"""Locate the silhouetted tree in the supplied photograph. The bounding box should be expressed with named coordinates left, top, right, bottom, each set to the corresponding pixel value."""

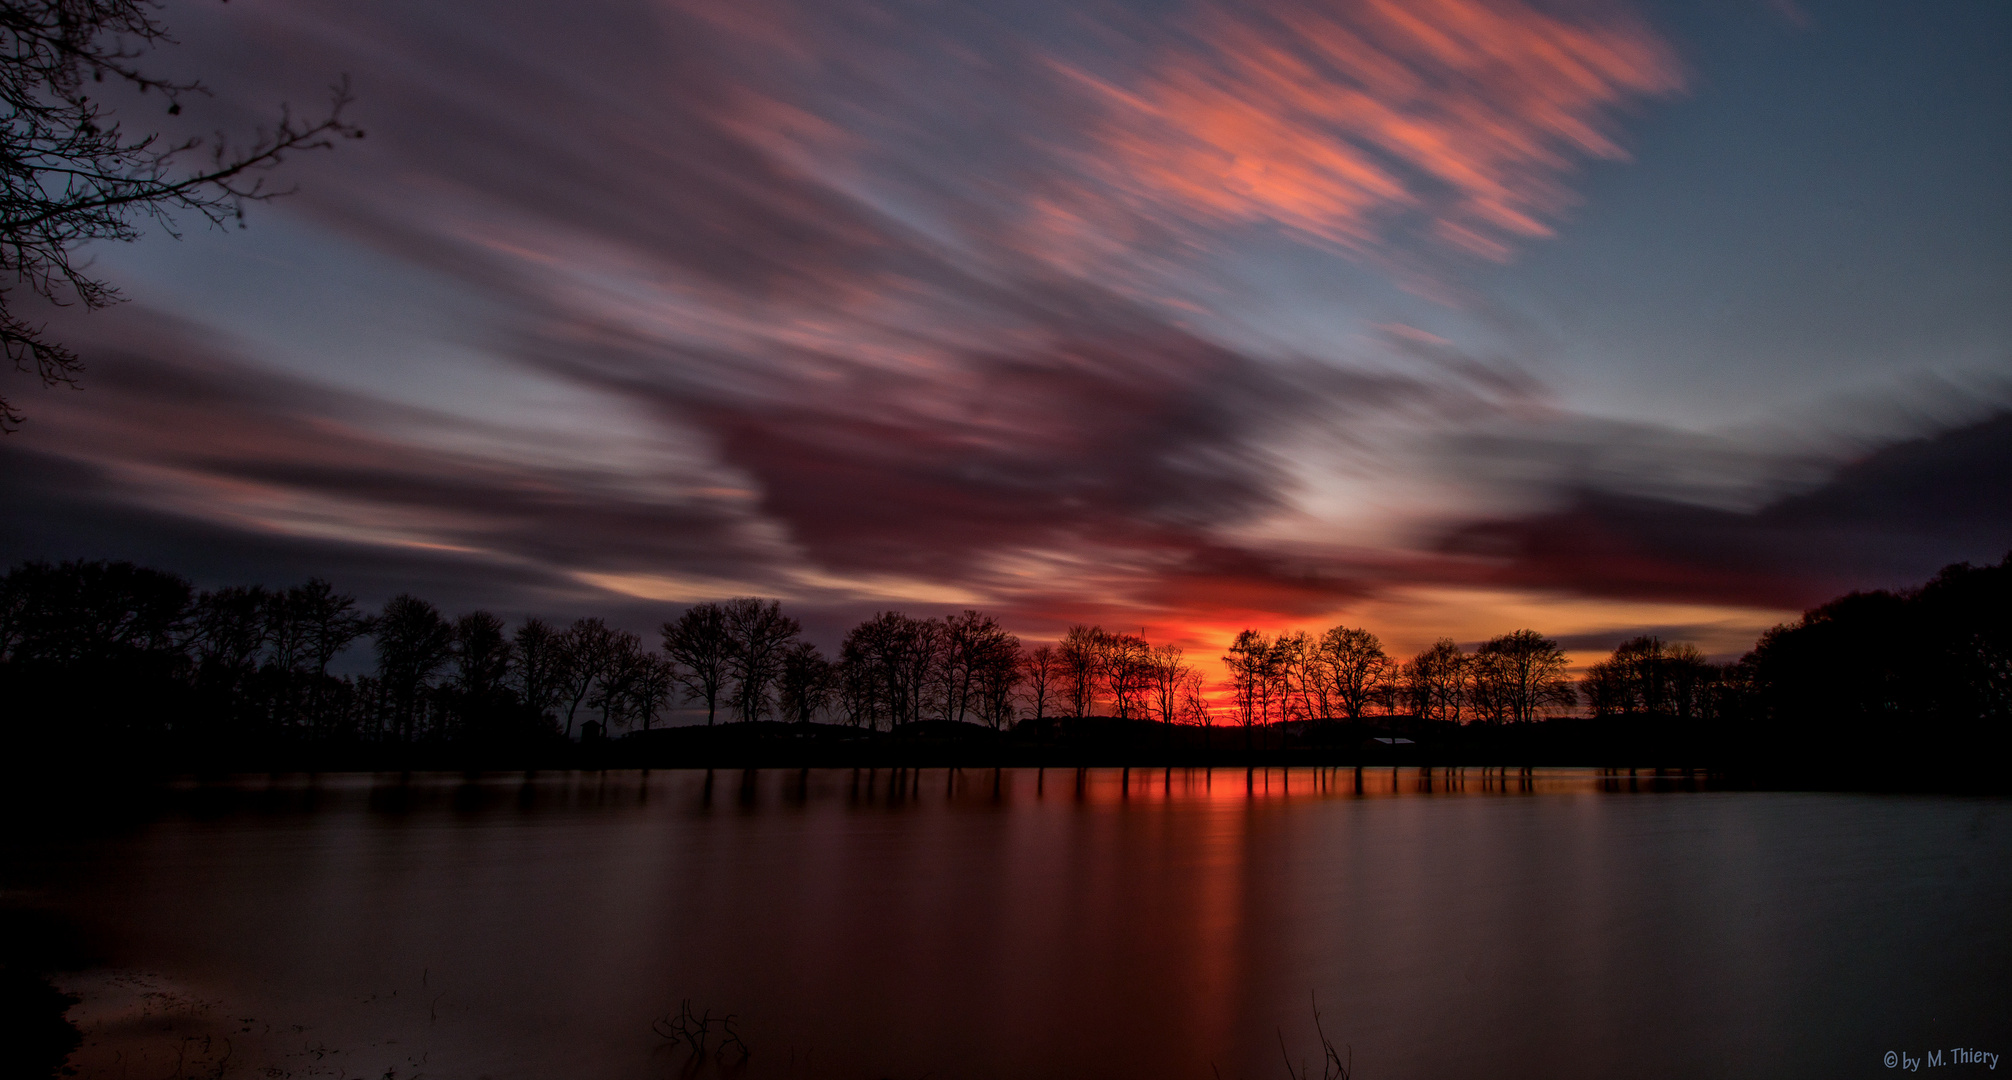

left=836, top=643, right=883, bottom=729
left=1224, top=629, right=1272, bottom=749
left=190, top=585, right=270, bottom=733
left=1019, top=643, right=1059, bottom=723
left=293, top=579, right=367, bottom=731
left=448, top=611, right=514, bottom=739
left=1913, top=556, right=2012, bottom=724
left=0, top=559, right=188, bottom=664
left=661, top=602, right=732, bottom=726
left=8, top=551, right=2000, bottom=782
left=939, top=610, right=1018, bottom=726
left=510, top=616, right=566, bottom=727
left=1147, top=642, right=1190, bottom=725
left=0, top=559, right=190, bottom=742
left=0, top=0, right=362, bottom=429
left=1058, top=624, right=1101, bottom=718
left=626, top=652, right=675, bottom=732
left=1270, top=630, right=1313, bottom=723
left=1404, top=639, right=1469, bottom=725
left=1665, top=643, right=1720, bottom=720
left=1180, top=669, right=1214, bottom=727
left=373, top=595, right=453, bottom=743
left=585, top=628, right=646, bottom=735
left=264, top=586, right=313, bottom=680
left=1315, top=626, right=1390, bottom=722
left=1471, top=629, right=1575, bottom=724
left=969, top=624, right=1023, bottom=730
left=556, top=617, right=622, bottom=739
left=1585, top=636, right=1671, bottom=718
left=842, top=611, right=937, bottom=730
left=723, top=597, right=799, bottom=723
left=1737, top=555, right=2012, bottom=776
left=1102, top=631, right=1153, bottom=720
left=452, top=612, right=512, bottom=699
left=777, top=640, right=835, bottom=725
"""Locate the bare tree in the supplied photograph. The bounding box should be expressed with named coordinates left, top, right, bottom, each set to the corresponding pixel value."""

left=929, top=610, right=1020, bottom=727
left=1663, top=642, right=1713, bottom=721
left=722, top=597, right=799, bottom=723
left=1102, top=631, right=1152, bottom=720
left=625, top=653, right=675, bottom=733
left=1179, top=669, right=1213, bottom=727
left=1472, top=629, right=1575, bottom=724
left=451, top=612, right=512, bottom=700
left=938, top=610, right=993, bottom=725
left=444, top=611, right=513, bottom=740
left=1057, top=624, right=1101, bottom=718
left=289, top=578, right=366, bottom=732
left=1403, top=638, right=1470, bottom=725
left=510, top=616, right=565, bottom=727
left=1586, top=636, right=1662, bottom=717
left=1019, top=643, right=1059, bottom=723
left=836, top=644, right=883, bottom=730
left=1148, top=641, right=1190, bottom=725
left=1315, top=626, right=1390, bottom=723
left=841, top=611, right=938, bottom=730
left=1270, top=629, right=1313, bottom=722
left=263, top=586, right=313, bottom=680
left=556, top=617, right=622, bottom=739
left=661, top=602, right=731, bottom=725
left=1584, top=636, right=1709, bottom=719
left=1223, top=628, right=1272, bottom=749
left=0, top=0, right=363, bottom=429
left=190, top=584, right=268, bottom=687
left=0, top=558, right=189, bottom=666
left=968, top=622, right=1022, bottom=730
left=373, top=594, right=453, bottom=743
left=585, top=628, right=645, bottom=736
left=777, top=639, right=834, bottom=725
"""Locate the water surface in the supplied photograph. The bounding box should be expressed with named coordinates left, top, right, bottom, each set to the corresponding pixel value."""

left=8, top=767, right=2008, bottom=1079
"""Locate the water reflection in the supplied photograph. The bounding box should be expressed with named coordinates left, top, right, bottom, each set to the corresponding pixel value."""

left=10, top=769, right=2007, bottom=1080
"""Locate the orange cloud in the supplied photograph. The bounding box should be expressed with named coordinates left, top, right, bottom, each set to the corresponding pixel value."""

left=1066, top=0, right=1681, bottom=260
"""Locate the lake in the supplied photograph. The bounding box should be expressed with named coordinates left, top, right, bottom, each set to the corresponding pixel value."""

left=7, top=767, right=2008, bottom=1079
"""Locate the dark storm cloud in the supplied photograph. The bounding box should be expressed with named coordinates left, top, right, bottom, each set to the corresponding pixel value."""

left=1439, top=411, right=2012, bottom=609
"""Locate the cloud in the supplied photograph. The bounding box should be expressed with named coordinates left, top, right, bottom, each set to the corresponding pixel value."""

left=1056, top=0, right=1682, bottom=262
left=1437, top=411, right=2012, bottom=609
left=3, top=307, right=794, bottom=598
left=26, top=0, right=1984, bottom=660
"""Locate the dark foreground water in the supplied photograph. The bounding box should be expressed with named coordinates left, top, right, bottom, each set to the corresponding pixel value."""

left=5, top=767, right=2008, bottom=1080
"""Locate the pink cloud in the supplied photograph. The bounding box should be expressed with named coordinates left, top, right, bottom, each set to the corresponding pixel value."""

left=1056, top=0, right=1682, bottom=261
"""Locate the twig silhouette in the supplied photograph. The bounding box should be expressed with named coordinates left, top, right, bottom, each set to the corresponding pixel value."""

left=1278, top=992, right=1350, bottom=1080
left=653, top=999, right=751, bottom=1067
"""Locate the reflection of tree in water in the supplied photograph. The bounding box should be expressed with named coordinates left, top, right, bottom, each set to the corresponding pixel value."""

left=653, top=999, right=751, bottom=1076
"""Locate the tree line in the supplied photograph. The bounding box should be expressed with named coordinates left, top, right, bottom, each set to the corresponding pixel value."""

left=4, top=555, right=2006, bottom=776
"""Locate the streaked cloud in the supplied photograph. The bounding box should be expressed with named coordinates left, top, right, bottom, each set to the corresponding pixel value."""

left=2, top=0, right=2001, bottom=673
left=1062, top=0, right=1682, bottom=261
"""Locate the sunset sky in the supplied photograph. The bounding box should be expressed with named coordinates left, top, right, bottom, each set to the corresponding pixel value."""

left=2, top=0, right=2007, bottom=670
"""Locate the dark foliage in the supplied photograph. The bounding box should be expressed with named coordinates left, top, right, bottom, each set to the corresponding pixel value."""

left=1739, top=553, right=2011, bottom=781
left=2, top=555, right=2006, bottom=786
left=0, top=908, right=86, bottom=1080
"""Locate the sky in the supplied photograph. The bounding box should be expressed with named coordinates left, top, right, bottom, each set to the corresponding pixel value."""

left=2, top=0, right=2008, bottom=670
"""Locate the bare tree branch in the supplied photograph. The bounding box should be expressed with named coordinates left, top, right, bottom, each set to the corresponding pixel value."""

left=0, top=0, right=363, bottom=430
